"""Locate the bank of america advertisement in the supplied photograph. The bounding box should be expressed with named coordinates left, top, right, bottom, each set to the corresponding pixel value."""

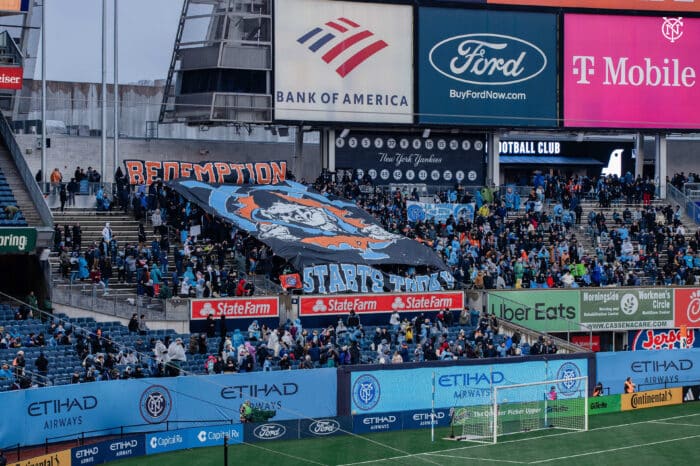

left=418, top=8, right=557, bottom=127
left=274, top=0, right=413, bottom=123
left=564, top=15, right=700, bottom=129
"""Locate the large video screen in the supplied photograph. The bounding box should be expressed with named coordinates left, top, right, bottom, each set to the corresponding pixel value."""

left=274, top=0, right=413, bottom=124
left=564, top=14, right=700, bottom=129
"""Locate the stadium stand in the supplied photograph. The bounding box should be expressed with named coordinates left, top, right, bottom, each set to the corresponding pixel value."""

left=0, top=167, right=27, bottom=226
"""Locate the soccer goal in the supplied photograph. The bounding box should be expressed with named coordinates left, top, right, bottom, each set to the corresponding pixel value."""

left=451, top=376, right=588, bottom=444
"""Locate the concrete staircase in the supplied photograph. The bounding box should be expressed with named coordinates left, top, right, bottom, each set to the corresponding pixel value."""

left=0, top=143, right=42, bottom=226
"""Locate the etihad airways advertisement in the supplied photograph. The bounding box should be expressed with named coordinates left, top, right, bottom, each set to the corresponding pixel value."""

left=564, top=14, right=700, bottom=129
left=274, top=0, right=413, bottom=123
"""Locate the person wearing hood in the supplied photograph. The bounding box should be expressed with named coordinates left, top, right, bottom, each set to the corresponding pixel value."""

left=232, top=328, right=245, bottom=348
left=248, top=320, right=260, bottom=340
left=150, top=262, right=162, bottom=296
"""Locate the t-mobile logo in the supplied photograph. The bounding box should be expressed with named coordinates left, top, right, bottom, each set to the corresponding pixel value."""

left=572, top=56, right=595, bottom=84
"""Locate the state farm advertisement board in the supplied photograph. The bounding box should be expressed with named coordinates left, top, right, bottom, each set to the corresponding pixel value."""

left=274, top=0, right=413, bottom=123
left=299, top=292, right=464, bottom=316
left=0, top=67, right=22, bottom=90
left=674, top=288, right=700, bottom=328
left=190, top=297, right=279, bottom=320
left=564, top=15, right=700, bottom=129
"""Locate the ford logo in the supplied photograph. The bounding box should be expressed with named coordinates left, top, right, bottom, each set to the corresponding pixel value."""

left=253, top=423, right=286, bottom=440
left=309, top=419, right=341, bottom=435
left=429, top=34, right=547, bottom=85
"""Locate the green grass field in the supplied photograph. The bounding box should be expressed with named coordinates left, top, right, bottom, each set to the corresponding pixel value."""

left=114, top=403, right=700, bottom=465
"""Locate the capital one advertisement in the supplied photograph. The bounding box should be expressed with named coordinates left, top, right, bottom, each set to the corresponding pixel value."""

left=418, top=8, right=557, bottom=127
left=564, top=15, right=700, bottom=129
left=274, top=0, right=413, bottom=123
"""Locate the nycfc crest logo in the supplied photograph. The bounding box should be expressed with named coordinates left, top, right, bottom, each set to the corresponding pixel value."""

left=353, top=375, right=381, bottom=411
left=140, top=385, right=172, bottom=423
left=556, top=362, right=582, bottom=396
left=662, top=17, right=683, bottom=43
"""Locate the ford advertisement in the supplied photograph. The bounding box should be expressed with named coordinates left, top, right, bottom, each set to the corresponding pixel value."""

left=564, top=14, right=700, bottom=129
left=418, top=8, right=557, bottom=127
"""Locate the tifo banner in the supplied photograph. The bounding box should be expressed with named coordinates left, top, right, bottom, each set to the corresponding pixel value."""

left=0, top=227, right=37, bottom=254
left=334, top=132, right=486, bottom=186
left=564, top=15, right=700, bottom=129
left=302, top=263, right=456, bottom=294
left=0, top=66, right=22, bottom=90
left=486, top=290, right=580, bottom=332
left=300, top=291, right=464, bottom=316
left=674, top=288, right=700, bottom=328
left=190, top=297, right=279, bottom=320
left=596, top=348, right=700, bottom=394
left=123, top=160, right=287, bottom=186
left=146, top=424, right=243, bottom=455
left=10, top=450, right=72, bottom=466
left=621, top=388, right=682, bottom=411
left=487, top=0, right=700, bottom=12
left=580, top=289, right=674, bottom=330
left=406, top=202, right=475, bottom=223
left=0, top=370, right=336, bottom=448
left=588, top=394, right=620, bottom=416
left=629, top=329, right=698, bottom=350
left=71, top=435, right=145, bottom=465
left=168, top=180, right=447, bottom=272
left=350, top=358, right=588, bottom=413
left=418, top=8, right=557, bottom=127
left=274, top=0, right=413, bottom=123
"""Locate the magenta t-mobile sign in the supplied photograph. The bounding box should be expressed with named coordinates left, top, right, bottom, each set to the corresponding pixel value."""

left=564, top=14, right=700, bottom=129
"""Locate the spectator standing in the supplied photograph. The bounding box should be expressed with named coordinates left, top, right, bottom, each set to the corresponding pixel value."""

left=138, top=314, right=149, bottom=335
left=35, top=352, right=49, bottom=379
left=59, top=183, right=68, bottom=212
left=128, top=313, right=139, bottom=333
left=50, top=168, right=62, bottom=194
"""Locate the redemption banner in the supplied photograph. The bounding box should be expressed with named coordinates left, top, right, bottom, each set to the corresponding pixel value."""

left=274, top=0, right=413, bottom=123
left=299, top=291, right=464, bottom=316
left=334, top=132, right=486, bottom=186
left=564, top=15, right=700, bottom=129
left=580, top=289, right=674, bottom=330
left=123, top=160, right=287, bottom=186
left=406, top=201, right=475, bottom=223
left=418, top=8, right=557, bottom=127
left=168, top=180, right=447, bottom=273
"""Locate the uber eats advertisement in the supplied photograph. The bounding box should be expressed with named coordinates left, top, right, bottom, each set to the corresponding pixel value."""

left=487, top=288, right=676, bottom=332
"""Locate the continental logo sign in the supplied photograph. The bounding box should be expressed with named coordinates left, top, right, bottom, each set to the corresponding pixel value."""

left=11, top=449, right=71, bottom=466
left=621, top=388, right=682, bottom=411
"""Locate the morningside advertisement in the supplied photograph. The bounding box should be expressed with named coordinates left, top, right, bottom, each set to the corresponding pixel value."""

left=564, top=14, right=700, bottom=129
left=418, top=8, right=557, bottom=127
left=274, top=0, right=413, bottom=123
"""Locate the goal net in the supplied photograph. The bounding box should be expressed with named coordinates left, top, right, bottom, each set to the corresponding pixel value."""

left=451, top=376, right=588, bottom=444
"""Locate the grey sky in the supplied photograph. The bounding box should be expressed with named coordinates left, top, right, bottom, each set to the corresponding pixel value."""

left=41, top=0, right=182, bottom=83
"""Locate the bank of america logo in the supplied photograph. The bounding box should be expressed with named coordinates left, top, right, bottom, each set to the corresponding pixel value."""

left=297, top=17, right=388, bottom=77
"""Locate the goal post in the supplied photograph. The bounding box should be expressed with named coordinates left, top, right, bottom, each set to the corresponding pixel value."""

left=451, top=376, right=588, bottom=444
